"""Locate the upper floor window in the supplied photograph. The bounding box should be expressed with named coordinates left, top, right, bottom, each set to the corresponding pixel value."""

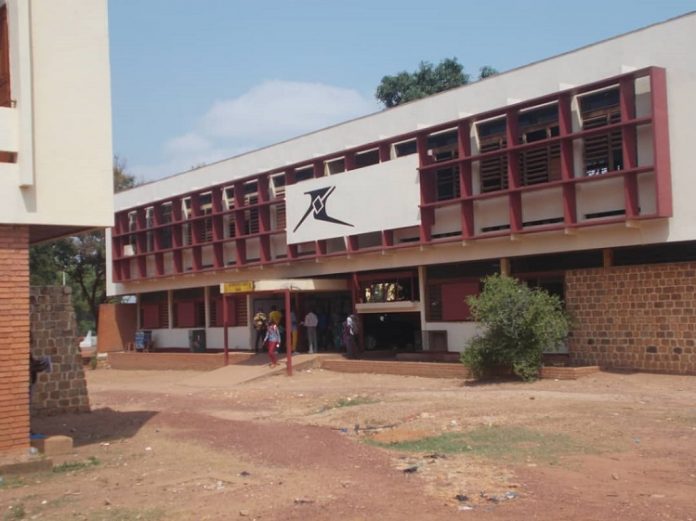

left=355, top=149, right=380, bottom=169
left=160, top=203, right=173, bottom=249
left=325, top=157, right=345, bottom=175
left=518, top=104, right=561, bottom=186
left=436, top=167, right=460, bottom=201
left=393, top=139, right=417, bottom=158
left=478, top=118, right=508, bottom=193
left=295, top=165, right=314, bottom=182
left=580, top=88, right=623, bottom=176
left=427, top=130, right=458, bottom=162
left=243, top=181, right=259, bottom=235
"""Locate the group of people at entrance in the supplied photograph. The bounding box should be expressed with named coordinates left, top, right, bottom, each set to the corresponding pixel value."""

left=252, top=306, right=359, bottom=366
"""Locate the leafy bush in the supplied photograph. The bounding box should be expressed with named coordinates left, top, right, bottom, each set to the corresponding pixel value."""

left=461, top=275, right=570, bottom=381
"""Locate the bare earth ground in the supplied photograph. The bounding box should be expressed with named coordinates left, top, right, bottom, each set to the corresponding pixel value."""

left=2, top=366, right=696, bottom=521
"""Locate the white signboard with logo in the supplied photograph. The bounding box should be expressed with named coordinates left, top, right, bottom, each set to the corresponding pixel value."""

left=285, top=154, right=421, bottom=245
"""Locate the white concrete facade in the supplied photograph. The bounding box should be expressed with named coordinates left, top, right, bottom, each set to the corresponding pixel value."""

left=107, top=13, right=696, bottom=352
left=0, top=0, right=113, bottom=237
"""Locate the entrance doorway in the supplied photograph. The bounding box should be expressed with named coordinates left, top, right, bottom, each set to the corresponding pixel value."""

left=296, top=291, right=352, bottom=352
left=362, top=312, right=421, bottom=351
left=250, top=291, right=352, bottom=353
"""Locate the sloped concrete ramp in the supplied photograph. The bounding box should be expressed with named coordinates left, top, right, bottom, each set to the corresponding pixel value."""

left=181, top=353, right=324, bottom=387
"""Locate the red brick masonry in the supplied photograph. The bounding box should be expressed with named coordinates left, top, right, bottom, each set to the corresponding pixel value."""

left=0, top=225, right=30, bottom=454
left=566, top=262, right=696, bottom=374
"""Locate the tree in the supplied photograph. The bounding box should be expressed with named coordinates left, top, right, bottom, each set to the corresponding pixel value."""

left=113, top=155, right=136, bottom=192
left=376, top=58, right=468, bottom=108
left=29, top=158, right=137, bottom=332
left=478, top=66, right=499, bottom=79
left=461, top=275, right=570, bottom=381
left=375, top=58, right=499, bottom=108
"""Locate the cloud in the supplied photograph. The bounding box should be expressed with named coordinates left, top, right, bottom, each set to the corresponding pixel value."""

left=132, top=80, right=379, bottom=181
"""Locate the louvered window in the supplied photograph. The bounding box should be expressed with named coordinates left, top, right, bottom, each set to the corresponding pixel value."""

left=209, top=289, right=247, bottom=327
left=427, top=284, right=443, bottom=321
left=270, top=175, right=286, bottom=230
left=223, top=187, right=236, bottom=238
left=518, top=105, right=561, bottom=186
left=145, top=207, right=154, bottom=252
left=200, top=193, right=213, bottom=243
left=158, top=300, right=169, bottom=328
left=182, top=198, right=192, bottom=245
left=244, top=182, right=259, bottom=235
left=478, top=118, right=508, bottom=193
left=429, top=131, right=460, bottom=201
left=436, top=167, right=460, bottom=201
left=159, top=203, right=172, bottom=249
left=127, top=211, right=137, bottom=253
left=140, top=291, right=169, bottom=329
left=173, top=288, right=204, bottom=328
left=581, top=88, right=623, bottom=176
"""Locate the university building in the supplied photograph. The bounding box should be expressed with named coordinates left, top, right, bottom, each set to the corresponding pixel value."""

left=108, top=13, right=696, bottom=375
left=0, top=0, right=113, bottom=455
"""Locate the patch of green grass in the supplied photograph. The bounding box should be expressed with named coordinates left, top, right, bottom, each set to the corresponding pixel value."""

left=367, top=425, right=593, bottom=464
left=2, top=503, right=26, bottom=521
left=0, top=476, right=25, bottom=490
left=85, top=508, right=165, bottom=521
left=52, top=456, right=100, bottom=474
left=318, top=396, right=379, bottom=412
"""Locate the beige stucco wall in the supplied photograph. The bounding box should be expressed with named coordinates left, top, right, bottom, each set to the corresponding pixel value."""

left=0, top=0, right=113, bottom=229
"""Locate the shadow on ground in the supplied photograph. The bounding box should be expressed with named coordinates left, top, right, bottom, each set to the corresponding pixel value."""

left=32, top=408, right=158, bottom=447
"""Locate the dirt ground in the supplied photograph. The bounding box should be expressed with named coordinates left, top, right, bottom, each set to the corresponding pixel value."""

left=2, top=365, right=696, bottom=521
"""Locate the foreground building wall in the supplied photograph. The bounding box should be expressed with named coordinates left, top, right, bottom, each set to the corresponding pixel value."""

left=567, top=262, right=696, bottom=374
left=0, top=225, right=29, bottom=454
left=0, top=0, right=113, bottom=455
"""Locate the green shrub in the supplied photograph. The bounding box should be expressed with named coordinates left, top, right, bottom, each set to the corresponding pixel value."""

left=461, top=274, right=570, bottom=381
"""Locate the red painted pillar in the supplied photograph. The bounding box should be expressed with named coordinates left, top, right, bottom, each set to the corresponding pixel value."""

left=284, top=289, right=292, bottom=376
left=222, top=295, right=229, bottom=365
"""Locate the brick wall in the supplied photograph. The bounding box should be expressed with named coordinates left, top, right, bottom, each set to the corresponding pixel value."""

left=108, top=351, right=234, bottom=370
left=566, top=262, right=696, bottom=374
left=97, top=303, right=137, bottom=352
left=0, top=225, right=30, bottom=455
left=30, top=286, right=90, bottom=415
left=320, top=359, right=471, bottom=379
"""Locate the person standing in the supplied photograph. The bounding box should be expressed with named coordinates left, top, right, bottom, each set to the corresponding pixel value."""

left=290, top=310, right=298, bottom=354
left=269, top=305, right=282, bottom=328
left=264, top=318, right=281, bottom=367
left=343, top=313, right=359, bottom=359
left=252, top=308, right=268, bottom=353
left=303, top=309, right=319, bottom=354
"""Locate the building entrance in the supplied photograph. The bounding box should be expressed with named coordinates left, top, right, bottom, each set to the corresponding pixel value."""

left=296, top=291, right=352, bottom=353
left=362, top=312, right=421, bottom=351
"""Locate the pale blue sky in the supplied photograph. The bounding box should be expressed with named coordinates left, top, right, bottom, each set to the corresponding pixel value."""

left=108, top=0, right=694, bottom=181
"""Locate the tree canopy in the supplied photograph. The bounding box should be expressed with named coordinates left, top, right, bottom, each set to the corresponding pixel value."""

left=375, top=58, right=498, bottom=108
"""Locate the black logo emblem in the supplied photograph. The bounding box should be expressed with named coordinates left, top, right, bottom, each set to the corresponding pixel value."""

left=293, top=186, right=354, bottom=233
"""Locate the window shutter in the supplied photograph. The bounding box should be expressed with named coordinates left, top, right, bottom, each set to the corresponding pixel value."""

left=141, top=304, right=160, bottom=329
left=441, top=281, right=480, bottom=321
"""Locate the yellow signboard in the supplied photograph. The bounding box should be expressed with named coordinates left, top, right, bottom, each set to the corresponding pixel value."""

left=221, top=281, right=255, bottom=294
